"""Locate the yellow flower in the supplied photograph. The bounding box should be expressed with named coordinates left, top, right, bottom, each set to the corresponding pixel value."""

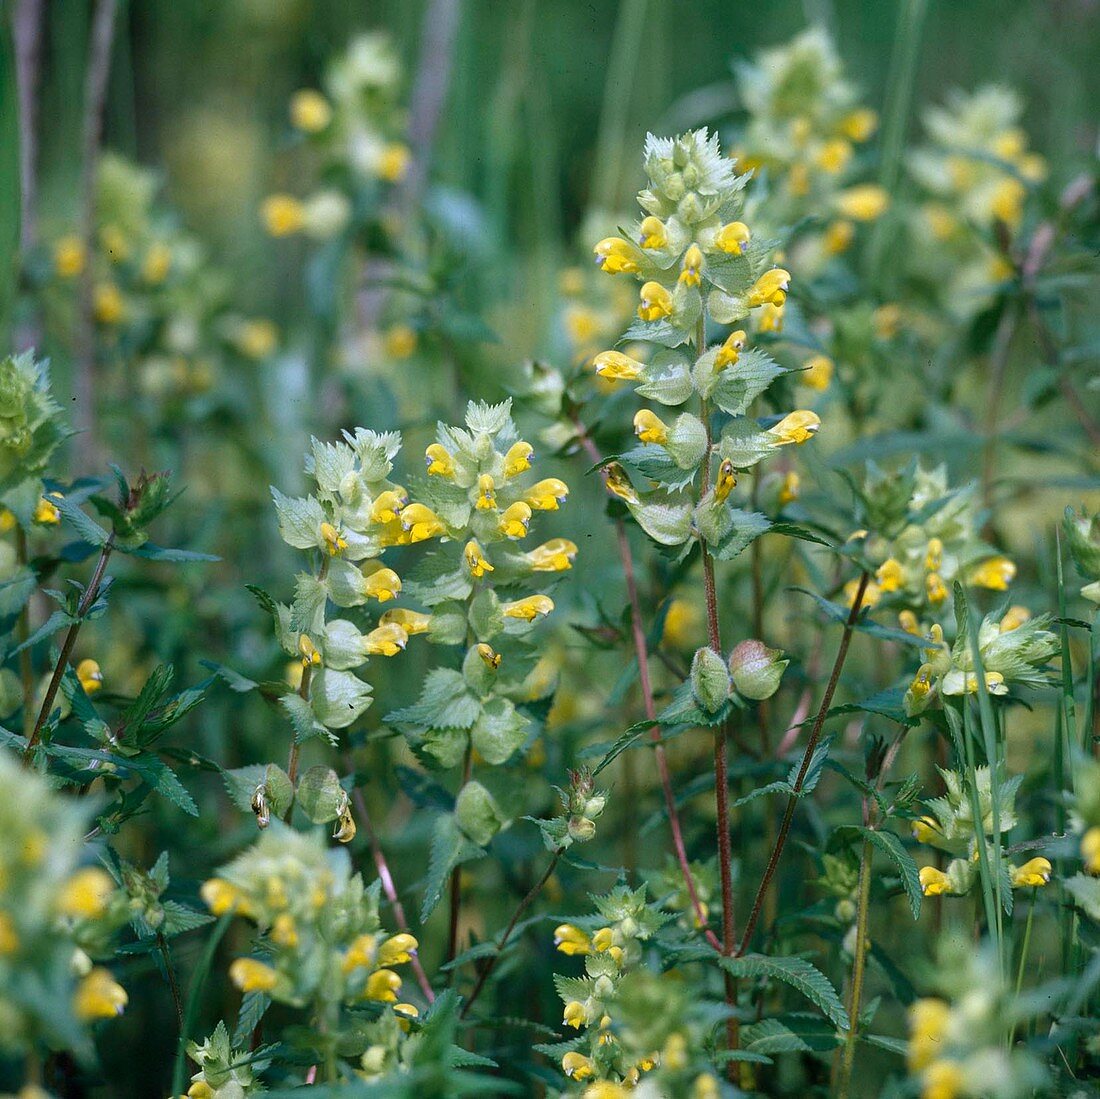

left=593, top=350, right=645, bottom=381
left=378, top=143, right=411, bottom=183
left=758, top=300, right=785, bottom=333
left=502, top=595, right=554, bottom=622
left=907, top=665, right=933, bottom=704
left=876, top=557, right=904, bottom=593
left=200, top=878, right=249, bottom=916
left=362, top=565, right=402, bottom=602
left=926, top=573, right=948, bottom=605
left=679, top=244, right=703, bottom=286
left=715, top=459, right=736, bottom=503
left=779, top=470, right=800, bottom=506
left=1011, top=857, right=1052, bottom=888
left=398, top=502, right=446, bottom=542
left=907, top=998, right=950, bottom=1071
left=592, top=927, right=615, bottom=952
left=662, top=599, right=699, bottom=647
left=290, top=88, right=332, bottom=132
left=604, top=463, right=639, bottom=504
left=714, top=330, right=746, bottom=370
left=379, top=608, right=431, bottom=635
left=747, top=268, right=791, bottom=309
left=845, top=578, right=881, bottom=608
left=911, top=816, right=940, bottom=844
left=802, top=353, right=833, bottom=390
left=563, top=1000, right=587, bottom=1029
left=262, top=194, right=306, bottom=236
left=815, top=138, right=852, bottom=174
left=525, top=478, right=569, bottom=511
left=969, top=556, right=1015, bottom=591
left=562, top=1052, right=595, bottom=1080
left=787, top=162, right=810, bottom=197
left=57, top=867, right=114, bottom=919
left=229, top=958, right=278, bottom=993
left=1082, top=827, right=1100, bottom=874
left=638, top=216, right=667, bottom=249
left=503, top=441, right=534, bottom=477
left=378, top=933, right=418, bottom=966
left=424, top=444, right=455, bottom=477
left=477, top=643, right=501, bottom=670
left=475, top=473, right=497, bottom=511
left=922, top=1060, right=965, bottom=1099
left=271, top=913, right=298, bottom=947
left=693, top=1073, right=721, bottom=1099
left=899, top=610, right=921, bottom=635
left=234, top=319, right=278, bottom=359
left=365, top=968, right=402, bottom=1002
left=768, top=410, right=820, bottom=446
left=565, top=306, right=599, bottom=349
left=918, top=866, right=953, bottom=897
left=320, top=521, right=348, bottom=556
left=142, top=241, right=173, bottom=284
left=464, top=539, right=494, bottom=577
left=74, top=968, right=128, bottom=1020
left=714, top=221, right=750, bottom=254
left=1000, top=605, right=1030, bottom=632
left=499, top=501, right=532, bottom=539
left=54, top=235, right=85, bottom=278
left=841, top=108, right=878, bottom=142
left=527, top=538, right=577, bottom=572
left=394, top=1002, right=420, bottom=1031
left=835, top=184, right=889, bottom=221
left=342, top=933, right=378, bottom=972
left=594, top=237, right=639, bottom=275
left=188, top=1082, right=215, bottom=1098
left=76, top=658, right=104, bottom=695
left=94, top=284, right=125, bottom=325
left=553, top=923, right=590, bottom=955
left=364, top=623, right=408, bottom=656
left=634, top=409, right=669, bottom=445
left=637, top=281, right=674, bottom=321
left=924, top=538, right=943, bottom=572
left=990, top=177, right=1025, bottom=228
left=384, top=324, right=418, bottom=359
left=0, top=911, right=18, bottom=955
left=823, top=219, right=855, bottom=255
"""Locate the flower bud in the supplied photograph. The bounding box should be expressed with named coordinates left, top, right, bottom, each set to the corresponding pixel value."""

left=690, top=647, right=731, bottom=714
left=729, top=640, right=787, bottom=701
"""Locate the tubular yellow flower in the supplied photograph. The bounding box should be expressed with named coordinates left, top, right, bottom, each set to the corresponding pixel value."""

left=562, top=1052, right=595, bottom=1080
left=824, top=219, right=855, bottom=255
left=876, top=558, right=904, bottom=593
left=477, top=643, right=502, bottom=670
left=679, top=244, right=704, bottom=287
left=527, top=538, right=577, bottom=572
left=262, top=194, right=306, bottom=236
left=999, top=605, right=1030, bottom=633
left=376, top=144, right=411, bottom=184
left=918, top=866, right=953, bottom=896
left=379, top=608, right=431, bottom=635
left=475, top=473, right=497, bottom=511
left=922, top=1060, right=965, bottom=1099
left=593, top=350, right=645, bottom=381
left=362, top=565, right=402, bottom=602
left=924, top=538, right=943, bottom=573
left=835, top=184, right=889, bottom=222
left=320, top=521, right=348, bottom=556
left=779, top=470, right=800, bottom=506
left=1011, top=858, right=1052, bottom=888
left=747, top=268, right=791, bottom=309
left=908, top=665, right=933, bottom=704
left=926, top=573, right=948, bottom=605
left=841, top=108, right=878, bottom=142
left=714, top=330, right=746, bottom=370
left=899, top=610, right=921, bottom=635
left=604, top=463, right=639, bottom=504
left=74, top=968, right=128, bottom=1020
left=1082, top=827, right=1100, bottom=874
left=758, top=300, right=785, bottom=333
left=714, top=221, right=751, bottom=254
left=94, top=284, right=125, bottom=325
left=76, top=658, right=104, bottom=694
left=235, top=319, right=278, bottom=359
left=54, top=235, right=85, bottom=278
left=969, top=556, right=1016, bottom=591
left=499, top=501, right=532, bottom=539
left=364, top=623, right=408, bottom=656
left=200, top=878, right=249, bottom=916
left=990, top=178, right=1025, bottom=228
left=768, top=410, right=820, bottom=446
left=907, top=998, right=950, bottom=1071
left=229, top=958, right=278, bottom=993
left=297, top=634, right=322, bottom=667
left=554, top=923, right=590, bottom=955
left=290, top=89, right=332, bottom=132
left=594, top=237, right=639, bottom=275
left=271, top=913, right=298, bottom=947
left=394, top=1002, right=420, bottom=1025
left=911, top=816, right=940, bottom=844
left=637, top=281, right=674, bottom=322
left=378, top=933, right=418, bottom=967
left=399, top=502, right=447, bottom=542
left=638, top=216, right=667, bottom=249
left=365, top=968, right=402, bottom=1002
left=503, top=441, right=534, bottom=477
left=370, top=488, right=408, bottom=525
left=816, top=138, right=853, bottom=174
left=714, top=460, right=736, bottom=503
left=634, top=409, right=669, bottom=445
left=464, top=540, right=494, bottom=577
left=802, top=353, right=834, bottom=390
left=525, top=478, right=569, bottom=511
left=563, top=1001, right=587, bottom=1029
left=187, top=1082, right=214, bottom=1099
left=502, top=595, right=554, bottom=622
left=58, top=867, right=114, bottom=919
left=142, top=241, right=172, bottom=284
left=424, top=444, right=455, bottom=477
left=342, top=934, right=378, bottom=972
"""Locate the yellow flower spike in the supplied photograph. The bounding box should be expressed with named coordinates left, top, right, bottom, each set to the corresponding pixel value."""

left=563, top=1000, right=587, bottom=1029
left=999, top=605, right=1030, bottom=633
left=604, top=463, right=639, bottom=505
left=502, top=595, right=554, bottom=622
left=638, top=216, right=668, bottom=249
left=593, top=237, right=639, bottom=275
left=503, top=441, right=534, bottom=478
left=918, top=866, right=953, bottom=897
left=342, top=933, right=378, bottom=972
left=297, top=634, right=322, bottom=667
left=593, top=350, right=645, bottom=381
left=824, top=219, right=855, bottom=255
left=1082, top=828, right=1100, bottom=874
left=398, top=502, right=447, bottom=542
left=74, top=968, right=128, bottom=1020
left=841, top=108, right=878, bottom=142
left=54, top=235, right=85, bottom=278
left=378, top=933, right=419, bottom=967
left=262, top=194, right=306, bottom=237
left=562, top=1052, right=595, bottom=1080
left=320, top=521, right=348, bottom=556
left=553, top=923, right=590, bottom=955
left=57, top=867, right=114, bottom=919
left=714, top=460, right=737, bottom=503
left=634, top=409, right=669, bottom=445
left=835, top=184, right=890, bottom=222
left=779, top=470, right=800, bottom=506
left=229, top=958, right=278, bottom=994
left=1011, top=858, right=1052, bottom=888
left=370, top=489, right=408, bottom=525
left=970, top=556, right=1016, bottom=591
left=365, top=968, right=402, bottom=1003
left=714, top=330, right=747, bottom=370
left=899, top=610, right=921, bottom=635
left=924, top=538, right=944, bottom=573
left=424, top=444, right=455, bottom=477
left=758, top=300, right=785, bottom=333
left=714, top=221, right=751, bottom=255
left=364, top=623, right=409, bottom=657
left=271, top=913, right=298, bottom=948
left=524, top=478, right=569, bottom=511
left=527, top=538, right=577, bottom=572
left=379, top=608, right=431, bottom=635
left=907, top=998, right=950, bottom=1071
left=362, top=566, right=402, bottom=603
left=876, top=558, right=904, bottom=593
left=637, top=281, right=674, bottom=322
left=464, top=539, right=494, bottom=578
left=816, top=138, right=853, bottom=174
left=76, top=658, right=104, bottom=695
left=475, top=473, right=497, bottom=511
left=200, top=878, right=249, bottom=917
left=499, top=501, right=532, bottom=539
left=747, top=268, right=791, bottom=309
left=477, top=643, right=502, bottom=670
left=142, top=241, right=172, bottom=284
left=926, top=573, right=948, bottom=605
left=679, top=244, right=704, bottom=287
left=767, top=410, right=820, bottom=446
left=911, top=816, right=940, bottom=844
left=290, top=88, right=332, bottom=132
left=922, top=1059, right=965, bottom=1099
left=802, top=353, right=834, bottom=390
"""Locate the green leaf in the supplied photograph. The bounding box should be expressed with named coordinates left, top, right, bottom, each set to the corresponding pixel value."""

left=55, top=496, right=110, bottom=546
left=124, top=542, right=218, bottom=563
left=706, top=507, right=771, bottom=561
left=627, top=496, right=694, bottom=546
left=280, top=692, right=335, bottom=745
left=710, top=349, right=785, bottom=416
left=386, top=669, right=480, bottom=731
left=863, top=828, right=921, bottom=920
left=719, top=954, right=849, bottom=1029
left=421, top=814, right=486, bottom=922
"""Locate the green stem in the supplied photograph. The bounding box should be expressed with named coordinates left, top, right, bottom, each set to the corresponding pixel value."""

left=15, top=526, right=34, bottom=740
left=837, top=835, right=873, bottom=1098
left=1009, top=889, right=1037, bottom=1047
